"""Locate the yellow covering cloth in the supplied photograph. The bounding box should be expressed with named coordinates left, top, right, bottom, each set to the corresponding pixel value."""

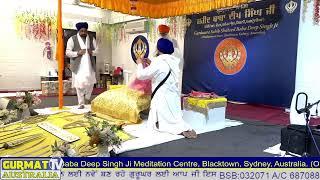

left=81, top=0, right=250, bottom=18
left=0, top=112, right=134, bottom=157
left=183, top=96, right=227, bottom=117
left=91, top=87, right=150, bottom=124
left=186, top=97, right=227, bottom=109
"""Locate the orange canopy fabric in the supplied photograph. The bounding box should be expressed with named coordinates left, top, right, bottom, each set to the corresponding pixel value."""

left=81, top=0, right=250, bottom=18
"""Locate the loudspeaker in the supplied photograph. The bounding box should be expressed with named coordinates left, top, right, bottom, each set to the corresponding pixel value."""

left=280, top=125, right=320, bottom=156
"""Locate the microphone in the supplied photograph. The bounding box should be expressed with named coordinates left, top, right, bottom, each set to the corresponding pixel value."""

left=295, top=92, right=308, bottom=114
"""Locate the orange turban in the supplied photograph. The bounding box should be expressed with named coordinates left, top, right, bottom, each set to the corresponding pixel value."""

left=158, top=24, right=170, bottom=34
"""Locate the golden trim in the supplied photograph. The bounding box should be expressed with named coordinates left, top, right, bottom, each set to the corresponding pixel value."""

left=81, top=0, right=250, bottom=18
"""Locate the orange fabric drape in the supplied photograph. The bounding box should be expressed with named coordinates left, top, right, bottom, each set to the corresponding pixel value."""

left=81, top=0, right=250, bottom=18
left=57, top=0, right=64, bottom=109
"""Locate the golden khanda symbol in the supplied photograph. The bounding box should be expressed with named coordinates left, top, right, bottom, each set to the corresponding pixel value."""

left=214, top=38, right=246, bottom=75
left=133, top=39, right=147, bottom=59
left=219, top=46, right=241, bottom=70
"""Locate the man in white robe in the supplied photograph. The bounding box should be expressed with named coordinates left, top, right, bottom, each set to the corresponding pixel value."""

left=155, top=24, right=183, bottom=92
left=136, top=38, right=196, bottom=138
left=66, top=22, right=98, bottom=109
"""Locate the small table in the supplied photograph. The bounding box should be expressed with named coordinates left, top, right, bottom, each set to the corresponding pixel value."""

left=182, top=96, right=227, bottom=130
left=41, top=80, right=76, bottom=96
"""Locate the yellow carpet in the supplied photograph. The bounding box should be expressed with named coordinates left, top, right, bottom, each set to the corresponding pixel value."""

left=0, top=112, right=136, bottom=157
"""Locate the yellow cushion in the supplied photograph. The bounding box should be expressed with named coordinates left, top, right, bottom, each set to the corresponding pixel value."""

left=109, top=85, right=125, bottom=90
left=91, top=87, right=150, bottom=124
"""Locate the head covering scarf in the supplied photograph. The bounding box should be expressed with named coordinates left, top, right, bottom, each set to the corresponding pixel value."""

left=158, top=24, right=170, bottom=34
left=157, top=38, right=174, bottom=54
left=76, top=22, right=88, bottom=31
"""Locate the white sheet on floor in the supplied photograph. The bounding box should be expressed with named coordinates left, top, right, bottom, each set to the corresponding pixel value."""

left=263, top=143, right=297, bottom=157
left=114, top=119, right=243, bottom=154
left=35, top=105, right=91, bottom=115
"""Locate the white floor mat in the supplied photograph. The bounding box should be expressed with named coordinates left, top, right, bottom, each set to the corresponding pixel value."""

left=114, top=119, right=243, bottom=154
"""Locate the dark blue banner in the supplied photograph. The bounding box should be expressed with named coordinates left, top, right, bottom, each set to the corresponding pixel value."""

left=183, top=0, right=300, bottom=107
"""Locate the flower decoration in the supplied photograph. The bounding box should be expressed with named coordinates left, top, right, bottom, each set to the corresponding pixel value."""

left=51, top=140, right=76, bottom=157
left=15, top=9, right=57, bottom=42
left=303, top=0, right=310, bottom=22
left=0, top=109, right=18, bottom=125
left=314, top=0, right=320, bottom=25
left=12, top=91, right=41, bottom=112
left=302, top=0, right=320, bottom=25
left=166, top=16, right=188, bottom=39
left=85, top=112, right=122, bottom=148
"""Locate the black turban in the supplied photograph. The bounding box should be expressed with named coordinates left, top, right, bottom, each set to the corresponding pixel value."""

left=76, top=22, right=88, bottom=31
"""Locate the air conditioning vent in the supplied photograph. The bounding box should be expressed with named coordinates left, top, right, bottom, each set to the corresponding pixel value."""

left=64, top=0, right=95, bottom=8
left=125, top=20, right=147, bottom=34
left=64, top=0, right=80, bottom=5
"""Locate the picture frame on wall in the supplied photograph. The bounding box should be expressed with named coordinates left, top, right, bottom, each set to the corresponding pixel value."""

left=105, top=63, right=110, bottom=74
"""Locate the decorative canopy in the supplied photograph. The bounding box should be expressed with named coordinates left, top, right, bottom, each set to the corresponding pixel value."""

left=57, top=0, right=251, bottom=109
left=81, top=0, right=251, bottom=18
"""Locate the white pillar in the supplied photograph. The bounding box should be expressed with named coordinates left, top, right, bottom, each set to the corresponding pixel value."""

left=290, top=0, right=320, bottom=123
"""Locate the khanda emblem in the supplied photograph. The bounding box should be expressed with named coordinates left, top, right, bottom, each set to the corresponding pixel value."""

left=131, top=35, right=149, bottom=63
left=219, top=47, right=241, bottom=70
left=133, top=39, right=147, bottom=59
left=214, top=38, right=247, bottom=75
left=285, top=0, right=298, bottom=14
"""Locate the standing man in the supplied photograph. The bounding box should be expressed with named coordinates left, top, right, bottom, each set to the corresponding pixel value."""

left=157, top=24, right=183, bottom=92
left=66, top=22, right=98, bottom=109
left=153, top=24, right=170, bottom=57
left=158, top=24, right=170, bottom=39
left=157, top=24, right=181, bottom=58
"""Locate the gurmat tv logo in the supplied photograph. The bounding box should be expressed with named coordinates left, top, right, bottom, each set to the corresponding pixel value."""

left=0, top=158, right=64, bottom=179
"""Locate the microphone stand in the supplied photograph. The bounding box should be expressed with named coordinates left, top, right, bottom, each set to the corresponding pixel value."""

left=296, top=93, right=320, bottom=156
left=303, top=106, right=311, bottom=157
